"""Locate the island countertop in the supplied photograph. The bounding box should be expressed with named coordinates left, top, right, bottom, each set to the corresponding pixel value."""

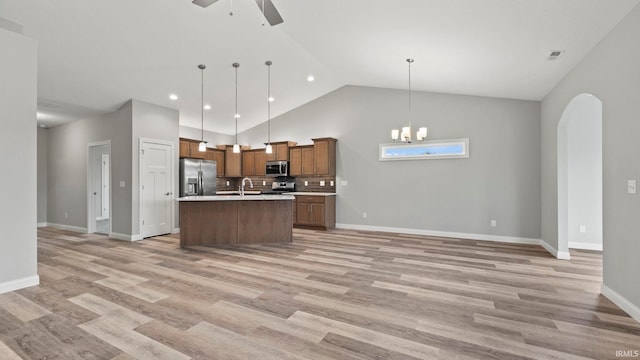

left=176, top=194, right=295, bottom=201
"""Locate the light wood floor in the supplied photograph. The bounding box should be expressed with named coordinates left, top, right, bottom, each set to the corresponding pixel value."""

left=1, top=227, right=638, bottom=359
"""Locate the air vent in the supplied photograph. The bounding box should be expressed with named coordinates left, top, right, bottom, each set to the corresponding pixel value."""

left=548, top=50, right=565, bottom=60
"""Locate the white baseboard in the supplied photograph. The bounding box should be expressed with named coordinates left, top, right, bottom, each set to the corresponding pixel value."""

left=37, top=222, right=47, bottom=228
left=539, top=239, right=571, bottom=259
left=109, top=232, right=143, bottom=242
left=0, top=275, right=40, bottom=294
left=601, top=284, right=640, bottom=323
left=47, top=223, right=88, bottom=233
left=569, top=241, right=602, bottom=251
left=336, top=223, right=540, bottom=245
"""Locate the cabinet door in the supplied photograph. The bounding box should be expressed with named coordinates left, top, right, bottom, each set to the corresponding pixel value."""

left=275, top=143, right=289, bottom=161
left=254, top=151, right=267, bottom=176
left=301, top=146, right=315, bottom=175
left=309, top=203, right=326, bottom=226
left=242, top=151, right=255, bottom=176
left=296, top=201, right=311, bottom=225
left=189, top=142, right=205, bottom=159
left=289, top=148, right=302, bottom=176
left=225, top=147, right=242, bottom=177
left=213, top=150, right=225, bottom=177
left=179, top=139, right=191, bottom=158
left=313, top=138, right=336, bottom=176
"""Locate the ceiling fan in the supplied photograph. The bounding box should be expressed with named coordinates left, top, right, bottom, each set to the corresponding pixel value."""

left=192, top=0, right=284, bottom=26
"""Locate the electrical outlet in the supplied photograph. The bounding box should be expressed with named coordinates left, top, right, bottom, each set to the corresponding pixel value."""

left=330, top=180, right=334, bottom=186
left=579, top=225, right=586, bottom=233
left=628, top=180, right=637, bottom=194
left=262, top=181, right=266, bottom=186
left=226, top=181, right=230, bottom=186
left=304, top=181, right=308, bottom=186
left=64, top=212, right=68, bottom=219
left=320, top=180, right=325, bottom=186
left=362, top=212, right=367, bottom=219
left=490, top=220, right=497, bottom=227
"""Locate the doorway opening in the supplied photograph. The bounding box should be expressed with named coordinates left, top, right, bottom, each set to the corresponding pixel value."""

left=88, top=141, right=111, bottom=235
left=557, top=94, right=603, bottom=259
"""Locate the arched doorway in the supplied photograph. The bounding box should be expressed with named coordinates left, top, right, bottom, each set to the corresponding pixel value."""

left=557, top=93, right=603, bottom=259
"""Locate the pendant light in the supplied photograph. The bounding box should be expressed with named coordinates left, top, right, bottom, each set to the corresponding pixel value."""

left=198, top=64, right=207, bottom=152
left=232, top=62, right=240, bottom=153
left=265, top=60, right=273, bottom=154
left=391, top=58, right=427, bottom=142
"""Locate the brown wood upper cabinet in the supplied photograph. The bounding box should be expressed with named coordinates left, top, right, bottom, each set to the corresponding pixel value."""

left=242, top=150, right=266, bottom=177
left=204, top=148, right=225, bottom=177
left=312, top=137, right=337, bottom=176
left=179, top=138, right=205, bottom=159
left=265, top=141, right=297, bottom=162
left=289, top=145, right=314, bottom=176
left=289, top=138, right=337, bottom=176
left=225, top=146, right=242, bottom=178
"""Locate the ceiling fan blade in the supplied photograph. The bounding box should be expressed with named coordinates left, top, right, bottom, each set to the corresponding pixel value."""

left=254, top=0, right=284, bottom=26
left=192, top=0, right=219, bottom=8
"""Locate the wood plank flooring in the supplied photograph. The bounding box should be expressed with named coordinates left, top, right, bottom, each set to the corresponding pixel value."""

left=1, top=227, right=638, bottom=359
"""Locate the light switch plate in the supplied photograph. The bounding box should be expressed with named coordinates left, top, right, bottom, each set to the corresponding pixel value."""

left=628, top=180, right=637, bottom=194
left=304, top=181, right=308, bottom=186
left=320, top=180, right=325, bottom=186
left=119, top=181, right=125, bottom=188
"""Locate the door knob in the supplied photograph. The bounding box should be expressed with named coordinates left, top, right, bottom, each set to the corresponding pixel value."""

left=166, top=192, right=171, bottom=196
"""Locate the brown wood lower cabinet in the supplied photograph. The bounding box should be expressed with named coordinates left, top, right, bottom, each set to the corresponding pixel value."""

left=294, top=195, right=336, bottom=230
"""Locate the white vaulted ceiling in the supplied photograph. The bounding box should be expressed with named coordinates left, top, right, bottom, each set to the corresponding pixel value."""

left=1, top=0, right=638, bottom=133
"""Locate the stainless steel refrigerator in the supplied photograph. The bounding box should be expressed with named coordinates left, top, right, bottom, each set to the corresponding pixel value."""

left=179, top=158, right=217, bottom=196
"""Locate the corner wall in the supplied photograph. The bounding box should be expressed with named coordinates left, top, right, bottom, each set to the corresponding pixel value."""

left=541, top=4, right=640, bottom=319
left=37, top=127, right=48, bottom=225
left=240, top=85, right=541, bottom=241
left=0, top=28, right=38, bottom=292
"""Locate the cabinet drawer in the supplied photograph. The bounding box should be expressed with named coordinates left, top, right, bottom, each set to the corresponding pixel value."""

left=296, top=195, right=325, bottom=203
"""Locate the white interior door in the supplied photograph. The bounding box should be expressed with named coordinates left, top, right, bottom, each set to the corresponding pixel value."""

left=101, top=154, right=110, bottom=219
left=141, top=141, right=172, bottom=238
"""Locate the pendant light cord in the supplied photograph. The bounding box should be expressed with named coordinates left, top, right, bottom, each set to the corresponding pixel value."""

left=407, top=58, right=413, bottom=131
left=201, top=66, right=204, bottom=142
left=233, top=63, right=239, bottom=145
left=267, top=61, right=272, bottom=144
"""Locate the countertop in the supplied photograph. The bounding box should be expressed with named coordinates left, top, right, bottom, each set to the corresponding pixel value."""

left=176, top=194, right=295, bottom=201
left=290, top=192, right=336, bottom=196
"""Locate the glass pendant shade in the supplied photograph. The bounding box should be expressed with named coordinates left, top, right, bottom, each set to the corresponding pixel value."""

left=417, top=127, right=428, bottom=141
left=401, top=126, right=411, bottom=142
left=233, top=144, right=240, bottom=153
left=265, top=144, right=273, bottom=154
left=198, top=141, right=207, bottom=152
left=391, top=129, right=399, bottom=141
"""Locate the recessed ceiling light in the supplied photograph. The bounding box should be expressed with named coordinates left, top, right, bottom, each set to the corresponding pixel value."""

left=307, top=75, right=315, bottom=82
left=169, top=94, right=178, bottom=100
left=234, top=113, right=240, bottom=118
left=268, top=97, right=275, bottom=102
left=204, top=104, right=211, bottom=110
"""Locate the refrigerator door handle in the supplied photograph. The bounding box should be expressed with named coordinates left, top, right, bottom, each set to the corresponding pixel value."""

left=197, top=170, right=203, bottom=195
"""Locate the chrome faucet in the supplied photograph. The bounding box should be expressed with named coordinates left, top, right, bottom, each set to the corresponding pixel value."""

left=240, top=177, right=253, bottom=197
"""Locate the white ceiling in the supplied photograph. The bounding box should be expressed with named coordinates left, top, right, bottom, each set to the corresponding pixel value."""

left=1, top=0, right=638, bottom=133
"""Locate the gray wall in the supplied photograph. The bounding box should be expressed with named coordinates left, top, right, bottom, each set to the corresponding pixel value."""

left=131, top=100, right=180, bottom=236
left=37, top=127, right=48, bottom=224
left=240, top=85, right=541, bottom=240
left=541, top=4, right=640, bottom=311
left=47, top=101, right=132, bottom=235
left=179, top=125, right=234, bottom=147
left=0, top=28, right=38, bottom=290
left=566, top=97, right=602, bottom=249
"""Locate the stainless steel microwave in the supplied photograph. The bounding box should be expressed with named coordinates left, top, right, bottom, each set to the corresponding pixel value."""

left=265, top=160, right=288, bottom=177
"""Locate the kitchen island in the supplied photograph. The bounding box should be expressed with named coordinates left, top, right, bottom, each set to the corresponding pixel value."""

left=177, top=194, right=294, bottom=247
